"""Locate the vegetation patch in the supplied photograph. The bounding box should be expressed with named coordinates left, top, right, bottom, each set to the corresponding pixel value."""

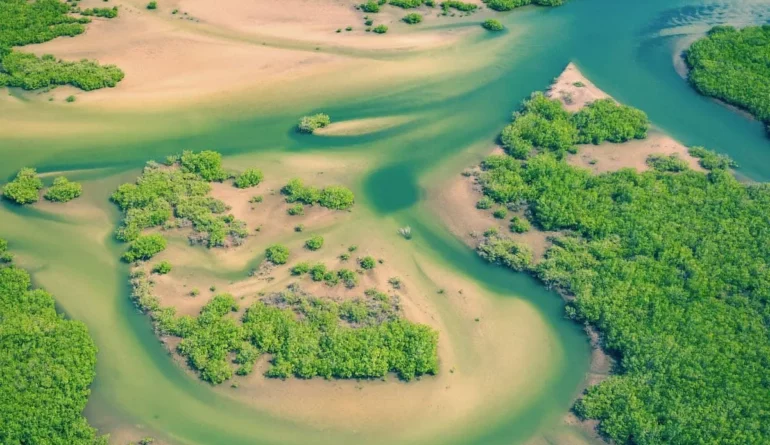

left=297, top=113, right=331, bottom=133
left=389, top=0, right=422, bottom=8
left=0, top=239, right=107, bottom=445
left=685, top=25, right=770, bottom=135
left=282, top=178, right=355, bottom=210
left=472, top=87, right=770, bottom=444
left=483, top=0, right=564, bottom=12
left=129, top=276, right=439, bottom=383
left=44, top=176, right=82, bottom=202
left=481, top=19, right=504, bottom=31
left=2, top=168, right=43, bottom=205
left=402, top=13, right=423, bottom=24
left=441, top=1, right=477, bottom=12
left=234, top=168, right=264, bottom=189
left=111, top=151, right=248, bottom=248
left=0, top=0, right=124, bottom=91
left=499, top=92, right=648, bottom=159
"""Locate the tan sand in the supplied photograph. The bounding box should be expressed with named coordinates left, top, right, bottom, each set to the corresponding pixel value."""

left=313, top=115, right=412, bottom=136
left=568, top=132, right=706, bottom=174
left=19, top=0, right=483, bottom=107
left=546, top=63, right=610, bottom=112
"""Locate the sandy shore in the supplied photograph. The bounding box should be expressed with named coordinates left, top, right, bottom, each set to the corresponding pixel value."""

left=17, top=0, right=483, bottom=107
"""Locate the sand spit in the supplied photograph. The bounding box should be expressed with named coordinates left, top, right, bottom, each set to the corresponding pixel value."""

left=314, top=116, right=412, bottom=136
left=548, top=63, right=702, bottom=173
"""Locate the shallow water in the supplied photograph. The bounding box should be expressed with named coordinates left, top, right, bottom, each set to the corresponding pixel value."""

left=1, top=0, right=769, bottom=444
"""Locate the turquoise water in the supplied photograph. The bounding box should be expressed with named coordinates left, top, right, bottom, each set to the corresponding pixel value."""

left=1, top=0, right=769, bottom=444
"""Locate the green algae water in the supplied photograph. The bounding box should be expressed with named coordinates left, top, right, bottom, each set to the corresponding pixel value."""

left=2, top=0, right=770, bottom=444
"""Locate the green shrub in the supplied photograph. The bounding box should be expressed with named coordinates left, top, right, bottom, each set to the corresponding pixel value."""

left=483, top=0, right=564, bottom=11
left=287, top=203, right=304, bottom=215
left=508, top=216, right=530, bottom=233
left=390, top=0, right=422, bottom=7
left=265, top=244, right=289, bottom=265
left=234, top=169, right=264, bottom=188
left=282, top=178, right=355, bottom=210
left=481, top=19, right=504, bottom=31
left=65, top=95, right=76, bottom=102
left=305, top=235, right=324, bottom=251
left=122, top=234, right=167, bottom=262
left=476, top=196, right=493, bottom=209
left=402, top=13, right=423, bottom=24
left=2, top=168, right=43, bottom=204
left=153, top=260, right=172, bottom=274
left=147, top=1, right=157, bottom=9
left=688, top=146, right=737, bottom=171
left=297, top=113, right=331, bottom=133
left=359, top=256, right=376, bottom=270
left=441, top=1, right=477, bottom=11
left=290, top=261, right=311, bottom=275
left=249, top=195, right=263, bottom=203
left=81, top=7, right=118, bottom=18
left=179, top=150, right=228, bottom=181
left=646, top=154, right=689, bottom=172
left=44, top=176, right=82, bottom=202
left=572, top=99, right=649, bottom=144
left=476, top=233, right=532, bottom=271
left=309, top=263, right=328, bottom=281
left=365, top=19, right=374, bottom=25
left=337, top=268, right=358, bottom=288
left=493, top=207, right=508, bottom=219
left=360, top=0, right=380, bottom=12
left=373, top=25, right=388, bottom=34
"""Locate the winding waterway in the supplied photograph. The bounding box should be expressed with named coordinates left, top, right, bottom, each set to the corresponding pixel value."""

left=1, top=0, right=769, bottom=444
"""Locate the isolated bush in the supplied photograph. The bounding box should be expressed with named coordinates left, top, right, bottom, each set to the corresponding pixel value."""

left=373, top=25, right=389, bottom=34
left=359, top=256, right=376, bottom=270
left=403, top=13, right=423, bottom=24
left=234, top=168, right=263, bottom=188
left=481, top=19, right=504, bottom=31
left=265, top=244, right=290, bottom=265
left=147, top=1, right=157, bottom=9
left=298, top=113, right=331, bottom=133
left=305, top=235, right=324, bottom=251
left=153, top=260, right=172, bottom=274
left=44, top=176, right=82, bottom=202
left=360, top=1, right=380, bottom=12
left=2, top=168, right=43, bottom=204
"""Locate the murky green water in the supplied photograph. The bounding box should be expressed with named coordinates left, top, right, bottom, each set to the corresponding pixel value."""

left=1, top=0, right=769, bottom=444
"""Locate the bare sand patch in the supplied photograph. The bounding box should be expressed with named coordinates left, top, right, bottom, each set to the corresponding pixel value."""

left=568, top=131, right=706, bottom=174
left=314, top=115, right=412, bottom=136
left=546, top=62, right=610, bottom=112
left=24, top=1, right=344, bottom=105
